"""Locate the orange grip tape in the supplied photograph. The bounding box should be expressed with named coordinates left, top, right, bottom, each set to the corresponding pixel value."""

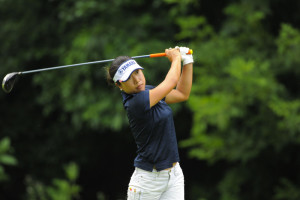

left=150, top=53, right=166, bottom=58
left=149, top=49, right=193, bottom=58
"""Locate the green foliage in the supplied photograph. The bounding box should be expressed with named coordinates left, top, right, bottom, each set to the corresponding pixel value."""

left=182, top=56, right=280, bottom=162
left=64, top=162, right=79, bottom=182
left=175, top=16, right=215, bottom=41
left=274, top=178, right=300, bottom=200
left=26, top=176, right=48, bottom=200
left=277, top=24, right=300, bottom=55
left=1, top=0, right=300, bottom=199
left=18, top=0, right=182, bottom=131
left=26, top=162, right=81, bottom=200
left=177, top=0, right=300, bottom=199
left=276, top=24, right=300, bottom=70
left=0, top=137, right=17, bottom=181
left=218, top=167, right=247, bottom=200
left=47, top=162, right=81, bottom=200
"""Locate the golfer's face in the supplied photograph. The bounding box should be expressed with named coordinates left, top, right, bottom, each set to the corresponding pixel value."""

left=120, top=69, right=146, bottom=94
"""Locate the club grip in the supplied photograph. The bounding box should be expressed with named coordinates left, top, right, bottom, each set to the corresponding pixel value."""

left=149, top=49, right=193, bottom=58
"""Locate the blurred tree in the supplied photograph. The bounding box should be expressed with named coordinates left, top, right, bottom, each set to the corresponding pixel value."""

left=26, top=162, right=81, bottom=200
left=1, top=0, right=300, bottom=199
left=274, top=178, right=300, bottom=200
left=0, top=137, right=17, bottom=181
left=177, top=0, right=300, bottom=199
left=0, top=0, right=185, bottom=199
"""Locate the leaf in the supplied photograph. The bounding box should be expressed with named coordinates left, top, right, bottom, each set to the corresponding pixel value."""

left=64, top=162, right=79, bottom=182
left=0, top=137, right=10, bottom=154
left=0, top=155, right=17, bottom=165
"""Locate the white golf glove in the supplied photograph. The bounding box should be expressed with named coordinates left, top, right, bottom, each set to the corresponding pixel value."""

left=175, top=46, right=194, bottom=66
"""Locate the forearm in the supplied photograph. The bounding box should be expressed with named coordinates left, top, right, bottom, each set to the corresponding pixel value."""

left=164, top=57, right=182, bottom=87
left=149, top=49, right=181, bottom=107
left=176, top=63, right=193, bottom=99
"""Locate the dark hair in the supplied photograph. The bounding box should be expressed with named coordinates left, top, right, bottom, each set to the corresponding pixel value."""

left=106, top=56, right=131, bottom=86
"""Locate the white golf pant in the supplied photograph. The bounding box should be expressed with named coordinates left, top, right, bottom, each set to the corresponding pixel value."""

left=127, top=163, right=184, bottom=200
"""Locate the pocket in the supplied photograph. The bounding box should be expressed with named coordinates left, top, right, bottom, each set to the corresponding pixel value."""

left=127, top=186, right=142, bottom=200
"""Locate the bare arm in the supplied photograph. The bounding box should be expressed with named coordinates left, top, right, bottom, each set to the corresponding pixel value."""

left=149, top=48, right=181, bottom=108
left=165, top=62, right=193, bottom=104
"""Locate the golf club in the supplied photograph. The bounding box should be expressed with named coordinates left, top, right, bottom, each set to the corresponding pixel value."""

left=2, top=49, right=193, bottom=93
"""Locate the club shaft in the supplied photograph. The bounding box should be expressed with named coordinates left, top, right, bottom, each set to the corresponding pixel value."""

left=21, top=55, right=150, bottom=75
left=19, top=49, right=193, bottom=74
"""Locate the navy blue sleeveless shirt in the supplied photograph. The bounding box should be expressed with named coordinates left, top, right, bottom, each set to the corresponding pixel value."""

left=121, top=85, right=180, bottom=172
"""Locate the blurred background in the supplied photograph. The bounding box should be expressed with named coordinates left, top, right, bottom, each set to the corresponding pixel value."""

left=1, top=0, right=300, bottom=199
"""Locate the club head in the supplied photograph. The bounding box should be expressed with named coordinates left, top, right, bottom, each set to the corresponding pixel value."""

left=2, top=72, right=21, bottom=93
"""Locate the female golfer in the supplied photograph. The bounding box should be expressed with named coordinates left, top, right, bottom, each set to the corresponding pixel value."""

left=107, top=47, right=193, bottom=200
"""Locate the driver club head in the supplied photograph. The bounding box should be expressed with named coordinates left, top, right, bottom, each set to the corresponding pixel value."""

left=2, top=72, right=21, bottom=93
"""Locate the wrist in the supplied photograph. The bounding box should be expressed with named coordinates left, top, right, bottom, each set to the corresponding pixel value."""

left=171, top=55, right=181, bottom=63
left=183, top=62, right=193, bottom=67
left=182, top=55, right=193, bottom=65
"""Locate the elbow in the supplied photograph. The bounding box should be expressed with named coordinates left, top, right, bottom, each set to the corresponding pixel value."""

left=180, top=89, right=192, bottom=101
left=182, top=94, right=190, bottom=102
left=177, top=92, right=190, bottom=102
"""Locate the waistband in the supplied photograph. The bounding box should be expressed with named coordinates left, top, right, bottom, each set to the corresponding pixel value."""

left=153, top=162, right=177, bottom=171
left=135, top=162, right=179, bottom=177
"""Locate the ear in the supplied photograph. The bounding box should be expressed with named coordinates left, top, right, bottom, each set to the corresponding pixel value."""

left=115, top=82, right=123, bottom=91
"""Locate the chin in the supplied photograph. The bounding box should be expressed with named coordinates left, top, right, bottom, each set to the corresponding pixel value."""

left=137, top=83, right=145, bottom=90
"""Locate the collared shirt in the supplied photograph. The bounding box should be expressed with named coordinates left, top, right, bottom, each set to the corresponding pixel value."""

left=122, top=85, right=180, bottom=171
